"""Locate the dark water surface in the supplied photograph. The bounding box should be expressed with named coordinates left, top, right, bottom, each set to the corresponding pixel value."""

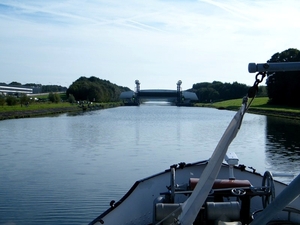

left=1, top=105, right=300, bottom=225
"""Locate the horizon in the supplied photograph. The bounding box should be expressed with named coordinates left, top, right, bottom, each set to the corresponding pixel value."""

left=1, top=78, right=263, bottom=91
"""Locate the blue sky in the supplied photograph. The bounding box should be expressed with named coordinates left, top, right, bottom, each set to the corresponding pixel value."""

left=1, top=0, right=299, bottom=90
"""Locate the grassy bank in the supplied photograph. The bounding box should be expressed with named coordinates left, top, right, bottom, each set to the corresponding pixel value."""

left=2, top=95, right=300, bottom=121
left=0, top=93, right=124, bottom=120
left=0, top=101, right=123, bottom=120
left=195, top=97, right=300, bottom=120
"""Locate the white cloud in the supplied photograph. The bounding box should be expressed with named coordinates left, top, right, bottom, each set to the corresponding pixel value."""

left=0, top=0, right=300, bottom=89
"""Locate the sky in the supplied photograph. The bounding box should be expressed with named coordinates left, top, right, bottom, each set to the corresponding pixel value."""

left=1, top=0, right=300, bottom=90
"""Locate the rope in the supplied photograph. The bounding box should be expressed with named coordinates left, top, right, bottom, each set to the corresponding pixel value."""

left=246, top=72, right=266, bottom=111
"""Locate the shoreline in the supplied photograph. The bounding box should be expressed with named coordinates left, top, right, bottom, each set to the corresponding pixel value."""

left=0, top=102, right=123, bottom=121
left=247, top=108, right=300, bottom=120
left=213, top=106, right=300, bottom=120
left=0, top=106, right=82, bottom=120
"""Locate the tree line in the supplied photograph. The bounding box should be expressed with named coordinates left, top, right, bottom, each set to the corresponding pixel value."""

left=189, top=81, right=267, bottom=103
left=0, top=92, right=62, bottom=106
left=1, top=82, right=67, bottom=93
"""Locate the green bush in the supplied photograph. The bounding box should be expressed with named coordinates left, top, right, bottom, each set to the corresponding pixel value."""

left=20, top=94, right=30, bottom=106
left=0, top=95, right=5, bottom=106
left=6, top=95, right=18, bottom=106
left=68, top=94, right=76, bottom=103
left=48, top=92, right=61, bottom=103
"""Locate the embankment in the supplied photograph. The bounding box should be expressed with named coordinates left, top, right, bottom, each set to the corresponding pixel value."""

left=0, top=107, right=81, bottom=120
left=247, top=108, right=300, bottom=120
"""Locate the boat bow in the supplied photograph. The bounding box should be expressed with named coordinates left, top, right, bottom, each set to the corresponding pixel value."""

left=177, top=98, right=248, bottom=225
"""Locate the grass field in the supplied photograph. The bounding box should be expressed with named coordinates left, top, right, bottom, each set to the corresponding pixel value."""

left=0, top=93, right=123, bottom=120
left=195, top=97, right=300, bottom=119
left=211, top=97, right=270, bottom=109
left=0, top=93, right=73, bottom=113
left=0, top=102, right=76, bottom=112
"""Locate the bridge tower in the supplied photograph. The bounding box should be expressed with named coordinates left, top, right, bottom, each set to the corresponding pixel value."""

left=134, top=80, right=140, bottom=105
left=176, top=80, right=183, bottom=105
left=135, top=80, right=140, bottom=92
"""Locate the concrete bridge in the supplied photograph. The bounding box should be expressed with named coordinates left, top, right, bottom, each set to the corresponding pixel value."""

left=120, top=80, right=198, bottom=106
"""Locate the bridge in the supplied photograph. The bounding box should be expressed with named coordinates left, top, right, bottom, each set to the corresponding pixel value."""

left=120, top=80, right=198, bottom=106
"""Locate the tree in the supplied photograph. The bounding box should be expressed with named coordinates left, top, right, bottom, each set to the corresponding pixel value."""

left=0, top=95, right=5, bottom=106
left=25, top=83, right=42, bottom=87
left=196, top=87, right=219, bottom=102
left=20, top=94, right=30, bottom=106
left=191, top=81, right=249, bottom=103
left=257, top=86, right=268, bottom=97
left=6, top=95, right=18, bottom=106
left=9, top=81, right=22, bottom=86
left=68, top=94, right=76, bottom=103
left=42, top=85, right=67, bottom=93
left=66, top=76, right=130, bottom=102
left=48, top=92, right=61, bottom=103
left=267, top=48, right=300, bottom=106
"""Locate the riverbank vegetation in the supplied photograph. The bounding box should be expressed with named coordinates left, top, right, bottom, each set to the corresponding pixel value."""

left=0, top=101, right=123, bottom=120
left=0, top=92, right=123, bottom=120
left=0, top=77, right=128, bottom=120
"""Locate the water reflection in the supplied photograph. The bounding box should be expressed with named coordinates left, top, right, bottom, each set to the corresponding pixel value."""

left=265, top=116, right=300, bottom=181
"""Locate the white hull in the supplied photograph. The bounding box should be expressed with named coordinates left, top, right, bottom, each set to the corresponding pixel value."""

left=89, top=160, right=300, bottom=225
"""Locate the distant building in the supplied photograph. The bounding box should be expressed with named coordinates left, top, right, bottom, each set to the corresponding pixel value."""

left=0, top=85, right=33, bottom=95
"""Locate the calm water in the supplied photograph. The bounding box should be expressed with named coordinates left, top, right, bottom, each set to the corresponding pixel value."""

left=1, top=104, right=300, bottom=225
